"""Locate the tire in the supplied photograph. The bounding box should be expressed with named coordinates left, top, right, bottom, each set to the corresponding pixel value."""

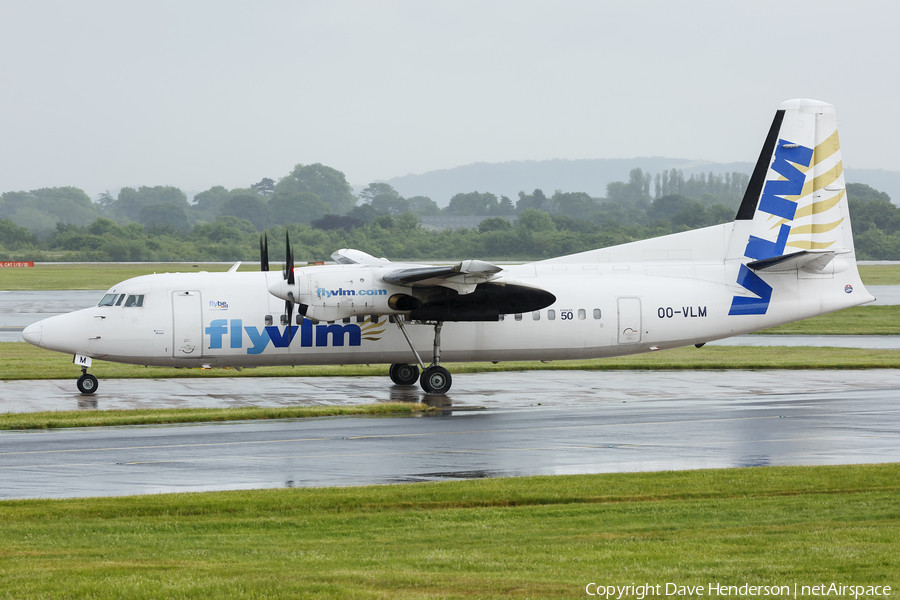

left=420, top=366, right=452, bottom=394
left=77, top=374, right=99, bottom=395
left=389, top=363, right=420, bottom=386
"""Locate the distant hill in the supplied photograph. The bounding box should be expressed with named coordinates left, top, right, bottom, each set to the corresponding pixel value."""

left=373, top=158, right=900, bottom=207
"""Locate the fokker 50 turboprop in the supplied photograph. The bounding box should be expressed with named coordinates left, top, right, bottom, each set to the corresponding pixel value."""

left=23, top=99, right=874, bottom=395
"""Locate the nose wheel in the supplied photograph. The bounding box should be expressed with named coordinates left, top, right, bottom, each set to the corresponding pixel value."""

left=77, top=369, right=99, bottom=395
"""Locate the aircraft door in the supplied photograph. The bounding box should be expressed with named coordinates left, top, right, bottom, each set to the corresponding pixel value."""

left=172, top=291, right=202, bottom=358
left=617, top=297, right=642, bottom=344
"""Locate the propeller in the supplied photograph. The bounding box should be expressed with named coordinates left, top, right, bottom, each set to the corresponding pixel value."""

left=283, top=231, right=295, bottom=336
left=260, top=232, right=269, bottom=272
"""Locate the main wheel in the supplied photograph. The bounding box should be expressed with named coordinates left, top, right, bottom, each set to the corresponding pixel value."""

left=77, top=373, right=99, bottom=395
left=389, top=363, right=420, bottom=386
left=420, top=365, right=451, bottom=394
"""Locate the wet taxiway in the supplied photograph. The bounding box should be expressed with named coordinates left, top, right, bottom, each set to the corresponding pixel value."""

left=1, top=370, right=899, bottom=499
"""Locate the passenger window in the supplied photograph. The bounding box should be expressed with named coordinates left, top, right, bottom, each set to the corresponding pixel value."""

left=343, top=317, right=351, bottom=323
left=514, top=313, right=522, bottom=321
left=265, top=315, right=273, bottom=326
left=114, top=294, right=125, bottom=306
left=123, top=294, right=144, bottom=307
left=296, top=315, right=303, bottom=325
left=356, top=316, right=365, bottom=323
left=578, top=309, right=586, bottom=320
left=371, top=315, right=380, bottom=324
left=98, top=294, right=118, bottom=306
left=533, top=311, right=540, bottom=321
left=498, top=314, right=505, bottom=321
left=593, top=308, right=601, bottom=319
left=547, top=309, right=556, bottom=320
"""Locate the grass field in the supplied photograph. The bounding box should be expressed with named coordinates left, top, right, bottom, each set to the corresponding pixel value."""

left=0, top=464, right=896, bottom=598
left=755, top=305, right=900, bottom=334
left=0, top=403, right=433, bottom=430
left=3, top=262, right=900, bottom=290
left=858, top=264, right=900, bottom=285
left=4, top=342, right=900, bottom=381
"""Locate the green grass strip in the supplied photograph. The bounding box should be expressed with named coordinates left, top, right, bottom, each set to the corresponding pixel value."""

left=0, top=464, right=897, bottom=598
left=858, top=263, right=900, bottom=285
left=755, top=305, right=900, bottom=335
left=0, top=403, right=432, bottom=430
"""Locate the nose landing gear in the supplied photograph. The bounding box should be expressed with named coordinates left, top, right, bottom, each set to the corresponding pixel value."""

left=76, top=368, right=99, bottom=395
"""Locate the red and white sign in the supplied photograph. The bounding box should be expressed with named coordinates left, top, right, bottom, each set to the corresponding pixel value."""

left=0, top=261, right=34, bottom=267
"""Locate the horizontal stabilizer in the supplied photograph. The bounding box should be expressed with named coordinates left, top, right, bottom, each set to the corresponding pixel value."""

left=747, top=249, right=844, bottom=272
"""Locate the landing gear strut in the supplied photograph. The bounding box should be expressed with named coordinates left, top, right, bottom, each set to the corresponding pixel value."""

left=394, top=319, right=452, bottom=394
left=76, top=368, right=98, bottom=395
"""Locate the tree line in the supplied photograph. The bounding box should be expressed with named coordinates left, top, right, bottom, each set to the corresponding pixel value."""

left=1, top=162, right=899, bottom=261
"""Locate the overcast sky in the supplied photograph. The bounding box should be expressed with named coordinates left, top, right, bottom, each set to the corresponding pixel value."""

left=1, top=0, right=898, bottom=199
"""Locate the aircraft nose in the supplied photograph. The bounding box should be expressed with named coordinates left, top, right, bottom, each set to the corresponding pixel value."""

left=22, top=321, right=42, bottom=346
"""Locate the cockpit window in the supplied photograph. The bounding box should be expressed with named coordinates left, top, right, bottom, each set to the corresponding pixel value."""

left=124, top=295, right=144, bottom=308
left=114, top=294, right=125, bottom=306
left=98, top=294, right=118, bottom=306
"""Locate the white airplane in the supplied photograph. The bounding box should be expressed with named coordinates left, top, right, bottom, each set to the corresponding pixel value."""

left=23, top=99, right=874, bottom=395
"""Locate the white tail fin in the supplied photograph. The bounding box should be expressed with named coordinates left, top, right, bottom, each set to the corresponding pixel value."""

left=728, top=99, right=853, bottom=261
left=726, top=99, right=869, bottom=316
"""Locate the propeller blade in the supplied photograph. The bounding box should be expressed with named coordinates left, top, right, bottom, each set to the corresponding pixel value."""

left=260, top=232, right=269, bottom=272
left=285, top=231, right=295, bottom=285
left=285, top=299, right=294, bottom=337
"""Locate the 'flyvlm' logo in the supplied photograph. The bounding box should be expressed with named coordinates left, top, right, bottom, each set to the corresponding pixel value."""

left=205, top=317, right=385, bottom=354
left=316, top=288, right=388, bottom=298
left=729, top=140, right=812, bottom=315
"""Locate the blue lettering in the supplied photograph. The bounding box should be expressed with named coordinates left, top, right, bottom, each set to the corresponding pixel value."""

left=744, top=223, right=791, bottom=261
left=230, top=319, right=242, bottom=348
left=265, top=325, right=298, bottom=348
left=244, top=326, right=271, bottom=354
left=301, top=318, right=314, bottom=347
left=316, top=323, right=362, bottom=347
left=205, top=319, right=227, bottom=349
left=205, top=318, right=367, bottom=353
left=731, top=140, right=812, bottom=315
left=729, top=265, right=774, bottom=315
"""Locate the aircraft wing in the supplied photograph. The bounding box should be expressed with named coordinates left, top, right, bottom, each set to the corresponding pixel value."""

left=382, top=260, right=502, bottom=288
left=317, top=249, right=554, bottom=321
left=331, top=249, right=391, bottom=265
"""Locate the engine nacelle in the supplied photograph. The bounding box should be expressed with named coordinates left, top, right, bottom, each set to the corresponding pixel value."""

left=269, top=265, right=410, bottom=322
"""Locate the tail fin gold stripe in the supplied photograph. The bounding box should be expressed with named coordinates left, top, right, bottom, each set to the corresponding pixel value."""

left=787, top=161, right=843, bottom=201
left=786, top=240, right=836, bottom=250
left=788, top=218, right=844, bottom=236
left=796, top=129, right=841, bottom=174
left=794, top=190, right=845, bottom=220
left=768, top=188, right=846, bottom=232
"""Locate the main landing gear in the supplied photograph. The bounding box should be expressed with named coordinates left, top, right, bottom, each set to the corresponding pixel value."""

left=389, top=363, right=419, bottom=386
left=391, top=319, right=452, bottom=394
left=77, top=368, right=99, bottom=395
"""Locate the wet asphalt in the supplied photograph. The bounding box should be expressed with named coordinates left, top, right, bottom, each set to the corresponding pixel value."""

left=2, top=370, right=898, bottom=499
